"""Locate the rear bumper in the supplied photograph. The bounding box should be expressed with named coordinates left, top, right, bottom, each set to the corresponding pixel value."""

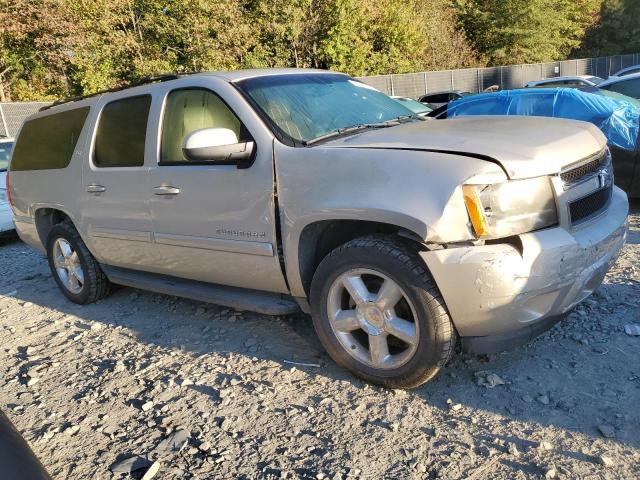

left=14, top=215, right=44, bottom=252
left=421, top=186, right=628, bottom=351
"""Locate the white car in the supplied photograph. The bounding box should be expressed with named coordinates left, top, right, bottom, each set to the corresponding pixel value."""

left=525, top=75, right=604, bottom=88
left=0, top=138, right=15, bottom=234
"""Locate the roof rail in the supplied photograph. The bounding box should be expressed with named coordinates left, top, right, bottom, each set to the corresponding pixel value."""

left=39, top=74, right=182, bottom=111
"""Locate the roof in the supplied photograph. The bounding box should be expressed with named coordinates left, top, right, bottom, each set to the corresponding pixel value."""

left=419, top=90, right=470, bottom=96
left=611, top=64, right=640, bottom=77
left=599, top=71, right=640, bottom=88
left=526, top=75, right=600, bottom=85
left=38, top=68, right=343, bottom=112
left=210, top=68, right=338, bottom=82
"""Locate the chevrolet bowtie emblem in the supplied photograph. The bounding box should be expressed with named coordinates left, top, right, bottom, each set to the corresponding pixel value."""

left=598, top=171, right=606, bottom=189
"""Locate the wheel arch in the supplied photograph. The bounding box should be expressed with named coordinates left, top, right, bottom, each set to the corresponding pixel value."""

left=288, top=215, right=428, bottom=299
left=33, top=207, right=76, bottom=252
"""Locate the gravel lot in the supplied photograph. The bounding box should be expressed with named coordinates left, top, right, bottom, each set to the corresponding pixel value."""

left=1, top=208, right=639, bottom=480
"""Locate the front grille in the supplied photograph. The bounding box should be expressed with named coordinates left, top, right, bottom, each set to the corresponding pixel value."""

left=569, top=185, right=612, bottom=224
left=560, top=154, right=605, bottom=185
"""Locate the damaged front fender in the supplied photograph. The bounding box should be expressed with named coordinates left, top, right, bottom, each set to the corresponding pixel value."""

left=421, top=186, right=628, bottom=337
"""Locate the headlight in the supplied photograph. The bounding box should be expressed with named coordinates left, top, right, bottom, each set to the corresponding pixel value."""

left=0, top=189, right=6, bottom=203
left=463, top=176, right=558, bottom=239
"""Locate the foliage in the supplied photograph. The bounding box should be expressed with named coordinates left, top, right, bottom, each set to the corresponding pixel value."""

left=0, top=0, right=635, bottom=101
left=579, top=0, right=640, bottom=56
left=0, top=0, right=73, bottom=101
left=0, top=0, right=478, bottom=100
left=456, top=0, right=602, bottom=65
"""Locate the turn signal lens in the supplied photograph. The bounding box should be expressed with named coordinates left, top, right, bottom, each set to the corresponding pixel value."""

left=462, top=185, right=488, bottom=237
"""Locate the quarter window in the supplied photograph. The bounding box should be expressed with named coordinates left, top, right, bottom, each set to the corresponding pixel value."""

left=11, top=107, right=90, bottom=171
left=94, top=95, right=151, bottom=168
left=160, top=88, right=246, bottom=164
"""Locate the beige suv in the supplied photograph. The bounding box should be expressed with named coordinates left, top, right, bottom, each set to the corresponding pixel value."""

left=8, top=70, right=628, bottom=388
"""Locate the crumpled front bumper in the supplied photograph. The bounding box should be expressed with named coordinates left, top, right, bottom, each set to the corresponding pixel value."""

left=420, top=186, right=628, bottom=353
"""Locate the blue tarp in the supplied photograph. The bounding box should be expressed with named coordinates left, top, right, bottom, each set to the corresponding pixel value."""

left=446, top=88, right=640, bottom=151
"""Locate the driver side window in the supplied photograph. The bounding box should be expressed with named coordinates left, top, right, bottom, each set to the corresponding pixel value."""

left=160, top=88, right=246, bottom=164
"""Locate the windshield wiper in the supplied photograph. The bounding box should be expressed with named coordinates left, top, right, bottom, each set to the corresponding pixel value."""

left=304, top=120, right=400, bottom=146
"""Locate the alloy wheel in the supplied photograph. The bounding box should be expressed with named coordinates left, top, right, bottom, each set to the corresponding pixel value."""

left=326, top=268, right=419, bottom=370
left=52, top=238, right=84, bottom=294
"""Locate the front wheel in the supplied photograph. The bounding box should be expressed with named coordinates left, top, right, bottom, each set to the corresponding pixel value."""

left=310, top=236, right=456, bottom=389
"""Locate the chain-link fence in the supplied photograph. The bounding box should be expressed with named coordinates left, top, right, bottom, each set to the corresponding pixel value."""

left=358, top=53, right=640, bottom=98
left=0, top=102, right=51, bottom=138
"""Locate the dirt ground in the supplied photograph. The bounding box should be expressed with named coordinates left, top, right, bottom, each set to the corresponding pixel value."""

left=1, top=209, right=639, bottom=480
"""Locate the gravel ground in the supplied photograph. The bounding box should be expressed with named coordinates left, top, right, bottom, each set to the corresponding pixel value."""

left=1, top=209, right=639, bottom=480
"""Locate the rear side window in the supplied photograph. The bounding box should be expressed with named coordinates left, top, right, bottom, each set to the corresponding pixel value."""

left=10, top=107, right=90, bottom=171
left=602, top=78, right=640, bottom=99
left=94, top=95, right=151, bottom=168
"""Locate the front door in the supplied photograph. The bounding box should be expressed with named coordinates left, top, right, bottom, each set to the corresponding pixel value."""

left=81, top=94, right=155, bottom=269
left=146, top=84, right=289, bottom=293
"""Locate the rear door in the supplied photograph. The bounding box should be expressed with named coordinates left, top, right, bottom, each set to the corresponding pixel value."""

left=81, top=93, right=155, bottom=269
left=145, top=77, right=289, bottom=293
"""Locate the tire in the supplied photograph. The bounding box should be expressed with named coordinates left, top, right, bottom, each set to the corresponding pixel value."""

left=46, top=222, right=110, bottom=304
left=310, top=235, right=456, bottom=389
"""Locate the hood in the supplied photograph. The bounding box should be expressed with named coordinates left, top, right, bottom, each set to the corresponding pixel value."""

left=322, top=116, right=607, bottom=179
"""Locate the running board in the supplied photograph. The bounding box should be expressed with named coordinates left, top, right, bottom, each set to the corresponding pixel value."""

left=101, top=265, right=299, bottom=316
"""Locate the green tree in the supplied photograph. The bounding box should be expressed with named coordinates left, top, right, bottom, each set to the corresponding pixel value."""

left=242, top=0, right=321, bottom=69
left=66, top=0, right=256, bottom=94
left=457, top=0, right=600, bottom=65
left=0, top=0, right=73, bottom=101
left=579, top=0, right=640, bottom=56
left=0, top=0, right=480, bottom=99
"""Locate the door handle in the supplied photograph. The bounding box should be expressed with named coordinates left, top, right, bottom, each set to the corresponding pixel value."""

left=153, top=186, right=180, bottom=195
left=86, top=184, right=106, bottom=193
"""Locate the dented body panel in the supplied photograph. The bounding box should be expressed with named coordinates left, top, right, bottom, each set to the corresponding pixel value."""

left=421, top=186, right=627, bottom=338
left=274, top=143, right=506, bottom=297
left=322, top=116, right=608, bottom=179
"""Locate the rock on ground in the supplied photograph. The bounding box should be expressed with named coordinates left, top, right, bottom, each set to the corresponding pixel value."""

left=1, top=207, right=640, bottom=479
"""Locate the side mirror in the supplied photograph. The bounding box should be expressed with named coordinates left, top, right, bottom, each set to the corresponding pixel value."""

left=182, top=128, right=254, bottom=164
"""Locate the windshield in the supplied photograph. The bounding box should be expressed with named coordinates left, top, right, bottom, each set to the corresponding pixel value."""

left=587, top=76, right=604, bottom=85
left=237, top=74, right=415, bottom=144
left=394, top=97, right=433, bottom=114
left=0, top=141, right=13, bottom=171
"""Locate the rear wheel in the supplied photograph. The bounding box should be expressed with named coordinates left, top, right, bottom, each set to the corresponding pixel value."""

left=310, top=235, right=456, bottom=388
left=46, top=223, right=110, bottom=304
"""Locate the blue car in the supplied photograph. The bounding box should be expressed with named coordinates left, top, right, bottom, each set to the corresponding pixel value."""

left=432, top=88, right=640, bottom=196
